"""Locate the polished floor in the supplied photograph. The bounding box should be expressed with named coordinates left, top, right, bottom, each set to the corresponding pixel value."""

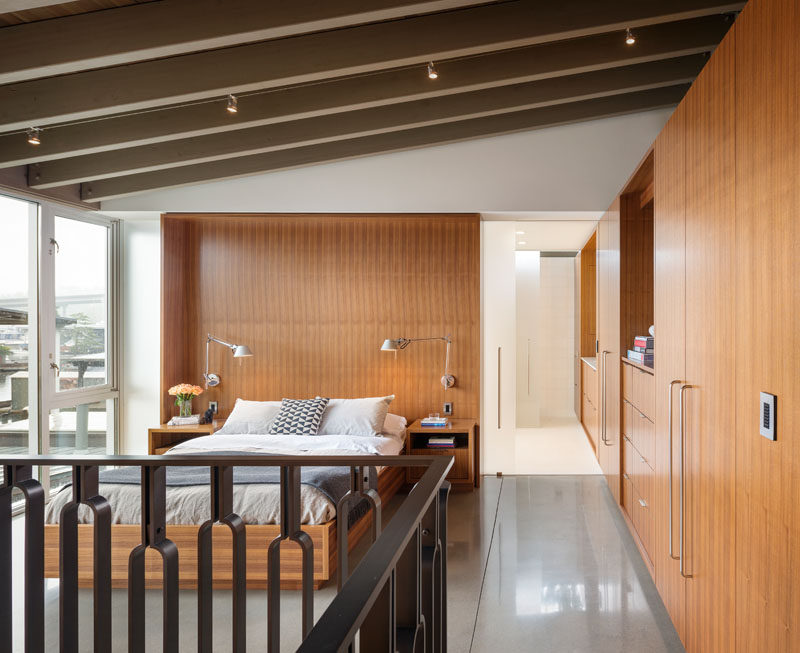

left=12, top=476, right=683, bottom=652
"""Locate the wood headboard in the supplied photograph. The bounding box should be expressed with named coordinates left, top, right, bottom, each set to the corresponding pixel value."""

left=160, top=214, right=480, bottom=425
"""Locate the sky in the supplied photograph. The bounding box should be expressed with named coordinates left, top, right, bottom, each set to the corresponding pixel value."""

left=0, top=195, right=106, bottom=301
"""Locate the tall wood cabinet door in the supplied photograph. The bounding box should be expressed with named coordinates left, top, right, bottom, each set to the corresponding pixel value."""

left=653, top=103, right=687, bottom=643
left=734, top=0, right=800, bottom=649
left=683, top=28, right=736, bottom=653
left=595, top=215, right=607, bottom=467
left=604, top=197, right=621, bottom=504
left=574, top=253, right=582, bottom=417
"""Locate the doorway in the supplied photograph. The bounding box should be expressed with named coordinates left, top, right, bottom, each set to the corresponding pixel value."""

left=482, top=219, right=601, bottom=475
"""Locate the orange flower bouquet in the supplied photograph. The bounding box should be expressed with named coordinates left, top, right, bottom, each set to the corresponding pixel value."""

left=168, top=383, right=203, bottom=417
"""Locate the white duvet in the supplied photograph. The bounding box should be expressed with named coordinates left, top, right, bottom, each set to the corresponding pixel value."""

left=45, top=432, right=404, bottom=526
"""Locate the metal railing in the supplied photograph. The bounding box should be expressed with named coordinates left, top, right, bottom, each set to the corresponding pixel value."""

left=0, top=453, right=452, bottom=653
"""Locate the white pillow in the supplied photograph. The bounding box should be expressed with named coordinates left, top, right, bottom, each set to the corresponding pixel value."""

left=216, top=399, right=282, bottom=435
left=382, top=413, right=407, bottom=440
left=317, top=395, right=394, bottom=437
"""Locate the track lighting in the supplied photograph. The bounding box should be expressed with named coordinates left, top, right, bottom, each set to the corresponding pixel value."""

left=625, top=28, right=636, bottom=45
left=427, top=61, right=438, bottom=80
left=226, top=94, right=238, bottom=114
left=27, top=127, right=41, bottom=145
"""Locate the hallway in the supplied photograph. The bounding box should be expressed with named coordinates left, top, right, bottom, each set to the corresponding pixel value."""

left=451, top=475, right=684, bottom=652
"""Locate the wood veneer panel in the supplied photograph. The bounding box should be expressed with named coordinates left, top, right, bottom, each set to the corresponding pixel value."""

left=683, top=26, right=736, bottom=653
left=734, top=0, right=800, bottom=650
left=580, top=231, right=597, bottom=357
left=160, top=214, right=480, bottom=426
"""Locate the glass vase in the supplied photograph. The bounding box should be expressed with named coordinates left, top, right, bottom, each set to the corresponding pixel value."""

left=178, top=397, right=193, bottom=417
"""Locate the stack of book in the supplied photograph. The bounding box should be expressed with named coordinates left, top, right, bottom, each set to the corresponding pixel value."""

left=427, top=435, right=455, bottom=448
left=421, top=416, right=449, bottom=427
left=627, top=335, right=654, bottom=367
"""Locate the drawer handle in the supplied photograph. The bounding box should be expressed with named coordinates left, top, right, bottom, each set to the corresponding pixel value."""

left=639, top=498, right=647, bottom=508
left=622, top=473, right=629, bottom=480
left=640, top=456, right=646, bottom=464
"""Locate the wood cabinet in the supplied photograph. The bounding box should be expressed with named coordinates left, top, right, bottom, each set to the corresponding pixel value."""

left=733, top=0, right=800, bottom=649
left=580, top=359, right=598, bottom=450
left=596, top=200, right=621, bottom=503
left=683, top=28, right=736, bottom=653
left=405, top=418, right=477, bottom=490
left=148, top=423, right=218, bottom=454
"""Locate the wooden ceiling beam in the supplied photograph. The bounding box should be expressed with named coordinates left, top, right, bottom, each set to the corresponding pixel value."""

left=29, top=57, right=704, bottom=187
left=0, top=0, right=743, bottom=132
left=0, top=0, right=493, bottom=84
left=0, top=15, right=732, bottom=167
left=81, top=85, right=689, bottom=202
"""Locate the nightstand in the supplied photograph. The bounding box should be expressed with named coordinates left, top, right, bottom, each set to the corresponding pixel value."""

left=405, top=418, right=479, bottom=490
left=148, top=422, right=219, bottom=455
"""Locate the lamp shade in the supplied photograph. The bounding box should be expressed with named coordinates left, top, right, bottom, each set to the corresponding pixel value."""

left=381, top=338, right=398, bottom=351
left=233, top=345, right=253, bottom=357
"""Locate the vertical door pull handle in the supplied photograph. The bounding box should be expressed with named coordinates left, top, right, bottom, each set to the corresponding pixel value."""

left=667, top=379, right=682, bottom=560
left=679, top=383, right=694, bottom=579
left=497, top=346, right=502, bottom=430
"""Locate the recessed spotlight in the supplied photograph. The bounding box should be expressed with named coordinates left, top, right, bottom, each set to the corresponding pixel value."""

left=427, top=61, right=439, bottom=80
left=226, top=94, right=238, bottom=113
left=27, top=127, right=41, bottom=145
left=625, top=28, right=636, bottom=45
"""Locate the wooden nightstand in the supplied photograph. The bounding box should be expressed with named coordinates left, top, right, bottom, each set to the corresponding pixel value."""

left=405, top=418, right=479, bottom=490
left=148, top=422, right=219, bottom=455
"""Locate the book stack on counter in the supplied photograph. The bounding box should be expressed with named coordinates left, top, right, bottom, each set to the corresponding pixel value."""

left=427, top=436, right=456, bottom=449
left=628, top=335, right=654, bottom=367
left=420, top=416, right=449, bottom=427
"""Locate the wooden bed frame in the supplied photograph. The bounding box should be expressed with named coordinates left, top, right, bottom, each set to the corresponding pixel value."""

left=43, top=464, right=405, bottom=590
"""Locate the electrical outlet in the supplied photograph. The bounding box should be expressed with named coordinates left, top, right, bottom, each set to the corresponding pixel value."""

left=443, top=402, right=453, bottom=416
left=759, top=392, right=776, bottom=440
left=209, top=401, right=218, bottom=414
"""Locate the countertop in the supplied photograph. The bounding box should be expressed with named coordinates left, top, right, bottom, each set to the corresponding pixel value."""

left=580, top=356, right=597, bottom=371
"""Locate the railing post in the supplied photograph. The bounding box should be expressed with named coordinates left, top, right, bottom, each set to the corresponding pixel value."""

left=420, top=488, right=440, bottom=653
left=438, top=481, right=450, bottom=653
left=268, top=465, right=314, bottom=652
left=360, top=569, right=396, bottom=652
left=395, top=524, right=424, bottom=653
left=1, top=465, right=45, bottom=653
left=337, top=465, right=381, bottom=591
left=59, top=465, right=112, bottom=653
left=198, top=465, right=246, bottom=653
left=128, top=465, right=179, bottom=653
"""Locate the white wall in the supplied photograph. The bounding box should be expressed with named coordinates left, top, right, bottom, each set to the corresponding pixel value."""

left=101, top=109, right=672, bottom=213
left=120, top=218, right=160, bottom=453
left=536, top=257, right=576, bottom=419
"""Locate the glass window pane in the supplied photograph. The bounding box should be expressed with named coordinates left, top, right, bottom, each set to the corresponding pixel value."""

left=0, top=195, right=38, bottom=505
left=48, top=399, right=114, bottom=493
left=54, top=216, right=109, bottom=392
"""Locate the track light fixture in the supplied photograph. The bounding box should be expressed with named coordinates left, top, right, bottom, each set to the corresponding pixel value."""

left=27, top=127, right=41, bottom=145
left=226, top=94, right=238, bottom=113
left=625, top=28, right=636, bottom=45
left=427, top=61, right=438, bottom=80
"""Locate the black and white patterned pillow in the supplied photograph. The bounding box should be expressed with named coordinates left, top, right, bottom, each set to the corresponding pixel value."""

left=268, top=397, right=330, bottom=435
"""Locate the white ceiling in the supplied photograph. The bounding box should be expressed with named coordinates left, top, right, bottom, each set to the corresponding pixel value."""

left=512, top=220, right=597, bottom=251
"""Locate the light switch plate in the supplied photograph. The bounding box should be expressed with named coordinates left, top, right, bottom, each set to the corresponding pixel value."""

left=759, top=392, right=776, bottom=440
left=443, top=402, right=453, bottom=416
left=209, top=401, right=218, bottom=414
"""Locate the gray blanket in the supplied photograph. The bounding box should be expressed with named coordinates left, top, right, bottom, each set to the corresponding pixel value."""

left=96, top=452, right=378, bottom=527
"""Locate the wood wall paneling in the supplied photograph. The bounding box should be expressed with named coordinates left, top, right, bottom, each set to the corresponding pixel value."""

left=620, top=190, right=654, bottom=355
left=683, top=27, right=736, bottom=653
left=580, top=231, right=597, bottom=357
left=653, top=100, right=688, bottom=644
left=160, top=214, right=480, bottom=428
left=734, top=0, right=800, bottom=650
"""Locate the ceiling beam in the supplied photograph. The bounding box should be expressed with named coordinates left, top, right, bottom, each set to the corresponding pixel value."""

left=0, top=15, right=732, bottom=166
left=29, top=57, right=704, bottom=188
left=81, top=85, right=688, bottom=202
left=0, top=0, right=493, bottom=84
left=0, top=0, right=743, bottom=132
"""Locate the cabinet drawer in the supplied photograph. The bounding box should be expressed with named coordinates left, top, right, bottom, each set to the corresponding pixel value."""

left=624, top=400, right=655, bottom=468
left=407, top=447, right=470, bottom=481
left=582, top=363, right=598, bottom=406
left=622, top=455, right=654, bottom=563
left=622, top=362, right=655, bottom=419
left=582, top=393, right=598, bottom=447
left=623, top=434, right=653, bottom=506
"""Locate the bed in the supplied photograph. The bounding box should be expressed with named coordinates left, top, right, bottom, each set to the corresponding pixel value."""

left=42, top=405, right=408, bottom=590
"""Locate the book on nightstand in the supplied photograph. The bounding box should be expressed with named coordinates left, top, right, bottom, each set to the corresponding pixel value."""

left=420, top=417, right=449, bottom=427
left=427, top=436, right=455, bottom=448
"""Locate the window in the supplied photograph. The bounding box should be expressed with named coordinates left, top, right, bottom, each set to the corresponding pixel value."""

left=0, top=193, right=119, bottom=501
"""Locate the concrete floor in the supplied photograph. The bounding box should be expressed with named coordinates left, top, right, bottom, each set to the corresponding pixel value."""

left=12, top=475, right=683, bottom=652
